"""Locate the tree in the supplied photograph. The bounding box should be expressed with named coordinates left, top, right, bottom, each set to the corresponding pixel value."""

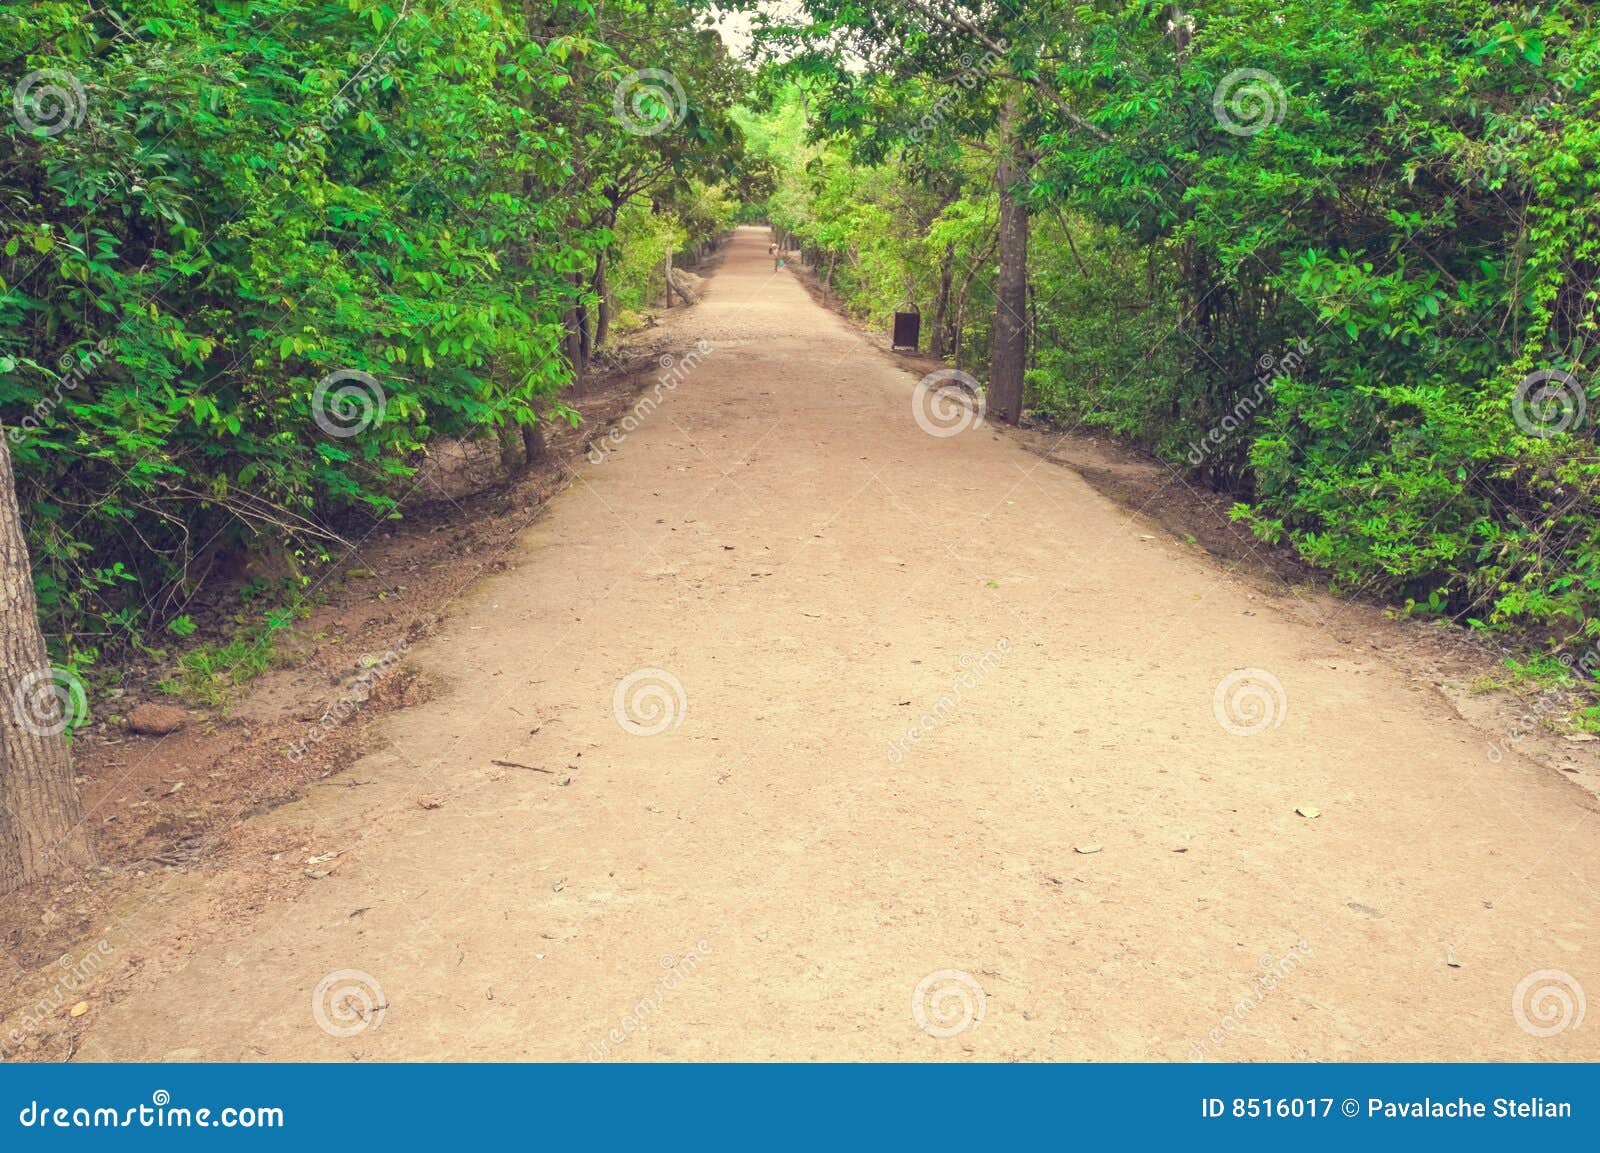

left=0, top=426, right=93, bottom=890
left=2, top=0, right=749, bottom=669
left=748, top=0, right=1084, bottom=422
left=987, top=87, right=1029, bottom=423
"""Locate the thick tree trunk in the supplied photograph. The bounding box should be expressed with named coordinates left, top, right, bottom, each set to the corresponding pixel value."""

left=0, top=428, right=94, bottom=891
left=988, top=89, right=1029, bottom=424
left=930, top=241, right=955, bottom=360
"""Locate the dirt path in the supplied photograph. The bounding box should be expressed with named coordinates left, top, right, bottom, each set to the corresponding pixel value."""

left=78, top=227, right=1597, bottom=1061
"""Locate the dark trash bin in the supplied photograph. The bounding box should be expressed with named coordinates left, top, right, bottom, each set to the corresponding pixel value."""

left=891, top=311, right=921, bottom=351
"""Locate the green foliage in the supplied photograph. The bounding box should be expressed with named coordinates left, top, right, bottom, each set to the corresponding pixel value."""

left=2, top=0, right=747, bottom=671
left=754, top=0, right=1600, bottom=652
left=156, top=606, right=300, bottom=707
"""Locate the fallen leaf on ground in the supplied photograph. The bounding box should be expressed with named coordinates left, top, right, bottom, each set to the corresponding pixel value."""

left=1074, top=844, right=1102, bottom=855
left=69, top=1002, right=89, bottom=1017
left=1295, top=805, right=1321, bottom=819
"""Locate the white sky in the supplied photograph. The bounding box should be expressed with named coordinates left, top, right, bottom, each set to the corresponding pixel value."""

left=712, top=2, right=808, bottom=58
left=714, top=9, right=757, bottom=55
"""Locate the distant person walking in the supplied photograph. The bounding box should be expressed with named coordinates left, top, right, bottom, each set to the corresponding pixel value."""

left=770, top=242, right=784, bottom=272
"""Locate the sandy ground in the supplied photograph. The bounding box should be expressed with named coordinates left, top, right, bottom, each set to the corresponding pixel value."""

left=67, top=226, right=1598, bottom=1062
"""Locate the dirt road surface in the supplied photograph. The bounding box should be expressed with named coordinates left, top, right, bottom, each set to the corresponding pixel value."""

left=80, top=227, right=1597, bottom=1061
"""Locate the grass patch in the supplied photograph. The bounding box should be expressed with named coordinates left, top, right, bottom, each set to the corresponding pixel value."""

left=157, top=606, right=304, bottom=707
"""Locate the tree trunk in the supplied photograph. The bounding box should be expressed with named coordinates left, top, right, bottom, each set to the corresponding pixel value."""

left=593, top=247, right=611, bottom=349
left=0, top=427, right=94, bottom=891
left=564, top=302, right=584, bottom=384
left=988, top=88, right=1029, bottom=424
left=521, top=422, right=547, bottom=469
left=930, top=241, right=955, bottom=360
left=593, top=191, right=622, bottom=349
left=951, top=236, right=995, bottom=368
left=1028, top=281, right=1039, bottom=371
left=953, top=290, right=967, bottom=366
left=499, top=426, right=524, bottom=475
left=571, top=270, right=592, bottom=371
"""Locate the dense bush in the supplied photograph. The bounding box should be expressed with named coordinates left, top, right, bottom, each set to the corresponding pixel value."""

left=747, top=1, right=1600, bottom=645
left=1, top=0, right=743, bottom=676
